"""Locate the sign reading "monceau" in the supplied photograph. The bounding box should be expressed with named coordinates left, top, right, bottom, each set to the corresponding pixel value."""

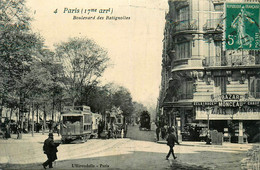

left=194, top=94, right=260, bottom=107
left=193, top=101, right=260, bottom=107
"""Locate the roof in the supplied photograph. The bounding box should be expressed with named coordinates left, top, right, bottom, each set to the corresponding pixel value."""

left=61, top=113, right=83, bottom=117
left=61, top=110, right=91, bottom=116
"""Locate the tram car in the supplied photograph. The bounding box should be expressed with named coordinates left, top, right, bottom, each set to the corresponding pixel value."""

left=60, top=105, right=93, bottom=143
left=139, top=111, right=151, bottom=130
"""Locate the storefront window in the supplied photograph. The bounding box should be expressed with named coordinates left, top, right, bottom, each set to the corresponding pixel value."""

left=249, top=76, right=260, bottom=98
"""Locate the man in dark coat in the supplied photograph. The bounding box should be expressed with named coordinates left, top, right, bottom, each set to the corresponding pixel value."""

left=166, top=128, right=179, bottom=160
left=156, top=126, right=160, bottom=141
left=42, top=133, right=59, bottom=169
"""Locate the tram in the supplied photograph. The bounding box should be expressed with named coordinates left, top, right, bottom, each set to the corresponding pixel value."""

left=139, top=111, right=151, bottom=130
left=60, top=105, right=94, bottom=143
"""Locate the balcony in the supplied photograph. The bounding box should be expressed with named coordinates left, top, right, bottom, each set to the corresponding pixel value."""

left=171, top=58, right=189, bottom=67
left=203, top=54, right=259, bottom=67
left=173, top=19, right=198, bottom=32
left=203, top=18, right=223, bottom=32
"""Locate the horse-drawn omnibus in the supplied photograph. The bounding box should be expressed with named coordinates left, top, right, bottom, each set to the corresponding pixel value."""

left=60, top=105, right=93, bottom=143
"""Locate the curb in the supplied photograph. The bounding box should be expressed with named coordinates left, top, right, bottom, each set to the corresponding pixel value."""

left=156, top=140, right=255, bottom=149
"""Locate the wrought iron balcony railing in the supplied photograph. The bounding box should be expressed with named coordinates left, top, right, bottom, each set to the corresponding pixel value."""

left=173, top=19, right=198, bottom=32
left=203, top=18, right=223, bottom=31
left=203, top=54, right=259, bottom=67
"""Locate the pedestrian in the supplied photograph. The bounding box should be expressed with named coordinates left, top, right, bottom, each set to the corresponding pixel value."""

left=42, top=133, right=60, bottom=169
left=5, top=123, right=11, bottom=139
left=16, top=123, right=21, bottom=139
left=121, top=128, right=124, bottom=138
left=166, top=128, right=179, bottom=160
left=56, top=123, right=60, bottom=136
left=156, top=126, right=160, bottom=141
left=161, top=126, right=166, bottom=139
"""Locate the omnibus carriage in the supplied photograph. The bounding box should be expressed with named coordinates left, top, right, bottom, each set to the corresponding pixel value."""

left=60, top=106, right=93, bottom=143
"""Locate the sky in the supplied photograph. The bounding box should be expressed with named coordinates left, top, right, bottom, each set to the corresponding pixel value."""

left=26, top=0, right=168, bottom=108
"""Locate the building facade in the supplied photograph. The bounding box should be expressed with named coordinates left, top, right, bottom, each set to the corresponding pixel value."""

left=159, top=0, right=260, bottom=143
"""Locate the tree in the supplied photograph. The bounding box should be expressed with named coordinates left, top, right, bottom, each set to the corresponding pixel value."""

left=112, top=86, right=134, bottom=121
left=0, top=0, right=44, bottom=130
left=55, top=37, right=109, bottom=106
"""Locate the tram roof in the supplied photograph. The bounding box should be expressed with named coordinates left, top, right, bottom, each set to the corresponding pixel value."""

left=61, top=110, right=92, bottom=116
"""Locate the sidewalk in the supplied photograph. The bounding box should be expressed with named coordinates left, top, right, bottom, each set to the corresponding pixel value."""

left=157, top=139, right=256, bottom=149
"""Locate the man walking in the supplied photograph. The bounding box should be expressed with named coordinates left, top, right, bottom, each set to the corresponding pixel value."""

left=166, top=128, right=179, bottom=160
left=42, top=133, right=60, bottom=169
left=156, top=126, right=160, bottom=141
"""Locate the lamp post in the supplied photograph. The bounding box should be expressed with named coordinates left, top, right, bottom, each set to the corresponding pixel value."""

left=206, top=107, right=212, bottom=144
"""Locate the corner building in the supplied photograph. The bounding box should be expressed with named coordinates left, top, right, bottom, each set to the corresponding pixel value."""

left=159, top=0, right=260, bottom=143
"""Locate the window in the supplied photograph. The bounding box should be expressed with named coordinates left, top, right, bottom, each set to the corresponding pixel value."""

left=215, top=41, right=223, bottom=66
left=179, top=80, right=193, bottom=99
left=176, top=41, right=191, bottom=60
left=214, top=76, right=227, bottom=95
left=177, top=6, right=189, bottom=21
left=214, top=4, right=223, bottom=11
left=215, top=41, right=223, bottom=57
left=249, top=76, right=260, bottom=98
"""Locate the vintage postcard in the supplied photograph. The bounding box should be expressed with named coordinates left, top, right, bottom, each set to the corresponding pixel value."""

left=0, top=0, right=259, bottom=170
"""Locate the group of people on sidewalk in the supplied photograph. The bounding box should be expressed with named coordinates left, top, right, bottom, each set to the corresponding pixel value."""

left=156, top=125, right=178, bottom=141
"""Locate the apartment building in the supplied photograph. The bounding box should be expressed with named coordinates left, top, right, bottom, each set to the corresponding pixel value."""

left=159, top=0, right=260, bottom=143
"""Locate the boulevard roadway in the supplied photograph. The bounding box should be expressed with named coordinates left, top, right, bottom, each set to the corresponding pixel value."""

left=0, top=125, right=257, bottom=170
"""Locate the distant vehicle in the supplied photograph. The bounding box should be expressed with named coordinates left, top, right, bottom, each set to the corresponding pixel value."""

left=139, top=111, right=151, bottom=130
left=60, top=105, right=97, bottom=143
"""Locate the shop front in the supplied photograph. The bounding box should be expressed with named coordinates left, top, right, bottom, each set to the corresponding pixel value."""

left=194, top=94, right=260, bottom=143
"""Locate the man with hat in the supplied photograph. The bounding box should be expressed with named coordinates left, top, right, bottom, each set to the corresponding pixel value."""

left=166, top=127, right=179, bottom=160
left=42, top=133, right=59, bottom=169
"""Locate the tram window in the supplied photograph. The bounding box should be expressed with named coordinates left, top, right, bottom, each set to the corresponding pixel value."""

left=63, top=116, right=82, bottom=123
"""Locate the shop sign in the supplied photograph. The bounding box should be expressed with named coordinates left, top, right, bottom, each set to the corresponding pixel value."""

left=193, top=101, right=260, bottom=107
left=195, top=106, right=260, bottom=120
left=220, top=94, right=240, bottom=100
left=193, top=102, right=218, bottom=106
left=225, top=3, right=260, bottom=50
